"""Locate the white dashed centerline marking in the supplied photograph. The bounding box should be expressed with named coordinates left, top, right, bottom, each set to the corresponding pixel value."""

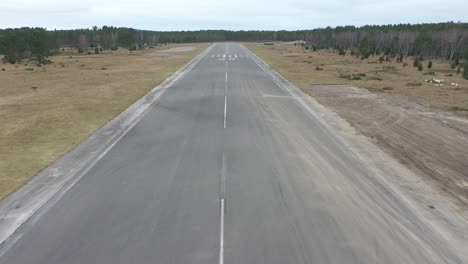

left=224, top=95, right=227, bottom=129
left=219, top=198, right=225, bottom=264
left=219, top=46, right=228, bottom=264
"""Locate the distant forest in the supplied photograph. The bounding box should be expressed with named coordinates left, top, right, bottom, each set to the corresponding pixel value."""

left=1, top=22, right=467, bottom=65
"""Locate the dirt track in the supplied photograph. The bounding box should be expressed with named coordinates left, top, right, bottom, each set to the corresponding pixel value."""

left=303, top=85, right=468, bottom=206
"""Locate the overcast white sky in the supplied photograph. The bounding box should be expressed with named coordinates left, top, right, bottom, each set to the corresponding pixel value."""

left=0, top=0, right=466, bottom=30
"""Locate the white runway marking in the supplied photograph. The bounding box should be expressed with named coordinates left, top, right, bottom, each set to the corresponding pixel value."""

left=224, top=60, right=227, bottom=128
left=219, top=198, right=225, bottom=264
left=224, top=95, right=227, bottom=129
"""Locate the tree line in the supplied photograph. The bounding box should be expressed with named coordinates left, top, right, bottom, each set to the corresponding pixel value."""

left=1, top=23, right=467, bottom=71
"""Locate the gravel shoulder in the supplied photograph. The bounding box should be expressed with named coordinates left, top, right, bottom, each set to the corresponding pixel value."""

left=303, top=85, right=468, bottom=206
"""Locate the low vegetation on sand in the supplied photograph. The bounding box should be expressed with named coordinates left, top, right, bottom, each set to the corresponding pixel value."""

left=0, top=43, right=208, bottom=199
left=246, top=43, right=468, bottom=114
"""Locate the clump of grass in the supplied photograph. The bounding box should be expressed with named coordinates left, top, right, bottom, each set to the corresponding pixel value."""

left=349, top=75, right=362, bottom=80
left=449, top=106, right=468, bottom=112
left=367, top=76, right=383, bottom=81
left=383, top=86, right=393, bottom=90
left=445, top=73, right=453, bottom=77
left=339, top=73, right=350, bottom=79
left=339, top=73, right=363, bottom=80
left=31, top=86, right=38, bottom=90
left=25, top=67, right=34, bottom=71
left=424, top=71, right=436, bottom=75
left=101, top=67, right=107, bottom=70
left=315, top=66, right=323, bottom=71
left=407, top=82, right=422, bottom=87
left=383, top=66, right=397, bottom=71
left=1, top=68, right=5, bottom=71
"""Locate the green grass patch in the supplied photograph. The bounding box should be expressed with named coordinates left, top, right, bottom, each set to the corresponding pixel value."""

left=424, top=71, right=436, bottom=75
left=407, top=82, right=422, bottom=87
left=449, top=106, right=468, bottom=112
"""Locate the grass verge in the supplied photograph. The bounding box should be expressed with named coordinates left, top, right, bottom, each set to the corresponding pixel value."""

left=245, top=43, right=468, bottom=113
left=0, top=43, right=209, bottom=199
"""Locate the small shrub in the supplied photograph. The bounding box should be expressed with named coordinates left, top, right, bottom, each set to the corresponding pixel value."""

left=418, top=62, right=424, bottom=71
left=367, top=76, right=383, bottom=81
left=383, top=86, right=393, bottom=90
left=356, top=73, right=366, bottom=77
left=101, top=67, right=107, bottom=70
left=464, top=66, right=468, bottom=80
left=428, top=60, right=432, bottom=69
left=2, top=56, right=16, bottom=64
left=382, top=66, right=396, bottom=71
left=403, top=62, right=408, bottom=67
left=451, top=62, right=456, bottom=69
left=1, top=68, right=5, bottom=71
left=338, top=49, right=345, bottom=55
left=129, top=46, right=137, bottom=51
left=87, top=51, right=92, bottom=55
left=95, top=47, right=99, bottom=54
left=349, top=75, right=361, bottom=80
left=25, top=67, right=34, bottom=71
left=305, top=46, right=309, bottom=50
left=413, top=58, right=419, bottom=67
left=449, top=106, right=468, bottom=112
left=339, top=73, right=350, bottom=79
left=315, top=66, right=323, bottom=71
left=379, top=56, right=384, bottom=63
left=445, top=73, right=453, bottom=77
left=111, top=46, right=118, bottom=51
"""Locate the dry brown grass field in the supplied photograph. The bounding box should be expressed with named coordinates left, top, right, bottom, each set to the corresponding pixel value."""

left=246, top=43, right=468, bottom=114
left=0, top=43, right=209, bottom=199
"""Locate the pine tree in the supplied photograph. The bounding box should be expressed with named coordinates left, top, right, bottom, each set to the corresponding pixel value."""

left=418, top=62, right=424, bottom=71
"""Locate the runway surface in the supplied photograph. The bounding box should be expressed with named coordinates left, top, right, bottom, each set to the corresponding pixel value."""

left=0, top=43, right=463, bottom=264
